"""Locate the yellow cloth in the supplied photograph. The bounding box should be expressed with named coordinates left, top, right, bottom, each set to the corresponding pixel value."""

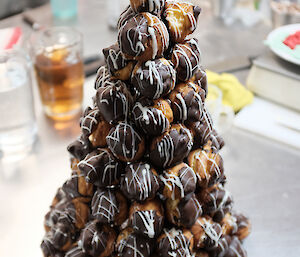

left=206, top=70, right=254, bottom=112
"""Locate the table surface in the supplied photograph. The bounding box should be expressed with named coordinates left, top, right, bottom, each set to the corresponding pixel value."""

left=0, top=1, right=300, bottom=257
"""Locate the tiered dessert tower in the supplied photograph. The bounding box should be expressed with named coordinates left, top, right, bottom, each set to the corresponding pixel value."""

left=41, top=1, right=251, bottom=256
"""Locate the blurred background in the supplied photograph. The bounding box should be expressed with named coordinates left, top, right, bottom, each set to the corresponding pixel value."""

left=0, top=0, right=299, bottom=256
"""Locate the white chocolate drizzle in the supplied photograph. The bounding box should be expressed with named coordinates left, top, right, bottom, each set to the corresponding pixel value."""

left=124, top=163, right=159, bottom=201
left=107, top=122, right=142, bottom=161
left=81, top=108, right=99, bottom=135
left=92, top=190, right=118, bottom=223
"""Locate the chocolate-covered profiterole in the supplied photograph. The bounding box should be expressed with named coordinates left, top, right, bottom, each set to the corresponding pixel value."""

left=157, top=228, right=194, bottom=257
left=187, top=107, right=224, bottom=151
left=234, top=213, right=251, bottom=241
left=41, top=232, right=61, bottom=257
left=78, top=148, right=123, bottom=188
left=221, top=212, right=251, bottom=241
left=188, top=66, right=207, bottom=96
left=107, top=122, right=145, bottom=162
left=188, top=148, right=224, bottom=188
left=95, top=65, right=112, bottom=90
left=80, top=106, right=101, bottom=136
left=133, top=98, right=173, bottom=136
left=130, top=0, right=165, bottom=15
left=198, top=184, right=233, bottom=222
left=191, top=216, right=222, bottom=250
left=121, top=162, right=160, bottom=201
left=116, top=228, right=153, bottom=257
left=50, top=221, right=74, bottom=252
left=223, top=236, right=247, bottom=257
left=131, top=58, right=176, bottom=99
left=89, top=118, right=113, bottom=148
left=171, top=38, right=201, bottom=81
left=118, top=12, right=169, bottom=62
left=91, top=189, right=128, bottom=226
left=67, top=135, right=92, bottom=161
left=103, top=43, right=135, bottom=81
left=129, top=199, right=164, bottom=238
left=45, top=198, right=89, bottom=233
left=61, top=165, right=94, bottom=202
left=78, top=220, right=116, bottom=257
left=169, top=82, right=205, bottom=122
left=160, top=162, right=196, bottom=200
left=96, top=80, right=133, bottom=124
left=149, top=124, right=193, bottom=168
left=118, top=5, right=136, bottom=30
left=163, top=1, right=201, bottom=43
left=166, top=193, right=202, bottom=228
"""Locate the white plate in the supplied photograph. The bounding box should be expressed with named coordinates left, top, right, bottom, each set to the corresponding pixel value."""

left=266, top=23, right=300, bottom=65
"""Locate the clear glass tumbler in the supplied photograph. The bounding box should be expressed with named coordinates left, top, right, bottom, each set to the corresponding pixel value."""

left=31, top=27, right=84, bottom=120
left=0, top=49, right=37, bottom=160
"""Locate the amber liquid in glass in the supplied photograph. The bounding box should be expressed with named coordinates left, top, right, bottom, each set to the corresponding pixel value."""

left=34, top=47, right=84, bottom=120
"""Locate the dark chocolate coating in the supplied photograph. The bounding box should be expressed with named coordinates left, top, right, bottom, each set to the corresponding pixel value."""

left=198, top=185, right=233, bottom=223
left=149, top=124, right=193, bottom=168
left=117, top=231, right=152, bottom=257
left=61, top=168, right=93, bottom=201
left=131, top=58, right=176, bottom=99
left=91, top=189, right=119, bottom=224
left=130, top=0, right=165, bottom=15
left=51, top=221, right=74, bottom=251
left=79, top=220, right=116, bottom=257
left=80, top=106, right=101, bottom=136
left=171, top=38, right=201, bottom=81
left=107, top=122, right=144, bottom=162
left=133, top=99, right=169, bottom=136
left=191, top=217, right=222, bottom=250
left=191, top=67, right=207, bottom=97
left=103, top=43, right=132, bottom=79
left=176, top=194, right=202, bottom=227
left=118, top=13, right=169, bottom=61
left=117, top=5, right=136, bottom=30
left=169, top=82, right=205, bottom=123
left=158, top=229, right=192, bottom=257
left=95, top=66, right=111, bottom=90
left=41, top=232, right=58, bottom=257
left=130, top=209, right=164, bottom=238
left=224, top=237, right=247, bottom=257
left=208, top=235, right=231, bottom=257
left=67, top=135, right=92, bottom=161
left=95, top=80, right=133, bottom=124
left=160, top=162, right=197, bottom=200
left=44, top=200, right=72, bottom=231
left=78, top=148, right=123, bottom=188
left=65, top=245, right=88, bottom=257
left=187, top=107, right=224, bottom=151
left=121, top=162, right=160, bottom=201
left=118, top=14, right=148, bottom=58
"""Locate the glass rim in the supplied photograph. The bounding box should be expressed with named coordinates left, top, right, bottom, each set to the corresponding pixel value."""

left=35, top=26, right=82, bottom=49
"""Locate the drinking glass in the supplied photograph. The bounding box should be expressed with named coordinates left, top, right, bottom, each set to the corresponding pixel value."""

left=50, top=0, right=78, bottom=19
left=31, top=27, right=84, bottom=120
left=0, top=49, right=37, bottom=161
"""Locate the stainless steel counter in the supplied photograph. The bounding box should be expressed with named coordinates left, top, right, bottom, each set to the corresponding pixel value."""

left=0, top=1, right=299, bottom=256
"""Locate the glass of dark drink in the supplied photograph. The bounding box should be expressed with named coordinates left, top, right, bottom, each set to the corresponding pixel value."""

left=32, top=27, right=84, bottom=120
